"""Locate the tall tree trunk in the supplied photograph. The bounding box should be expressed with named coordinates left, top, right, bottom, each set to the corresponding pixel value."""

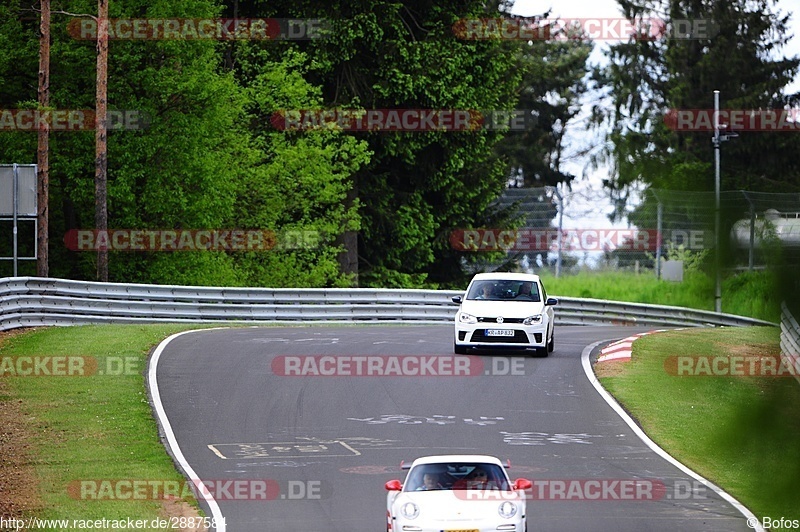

left=37, top=0, right=50, bottom=277
left=95, top=0, right=108, bottom=281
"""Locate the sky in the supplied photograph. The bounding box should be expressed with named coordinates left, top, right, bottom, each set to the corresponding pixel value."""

left=507, top=0, right=800, bottom=233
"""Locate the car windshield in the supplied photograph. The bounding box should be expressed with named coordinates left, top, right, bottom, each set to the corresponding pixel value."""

left=403, top=463, right=511, bottom=492
left=466, top=280, right=541, bottom=302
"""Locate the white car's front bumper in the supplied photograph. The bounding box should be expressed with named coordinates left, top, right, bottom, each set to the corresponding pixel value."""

left=390, top=516, right=524, bottom=532
left=454, top=322, right=548, bottom=349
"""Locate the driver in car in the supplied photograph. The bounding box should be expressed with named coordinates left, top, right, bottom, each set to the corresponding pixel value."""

left=516, top=281, right=538, bottom=300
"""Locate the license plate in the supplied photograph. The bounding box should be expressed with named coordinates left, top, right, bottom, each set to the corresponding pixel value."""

left=485, top=329, right=514, bottom=337
left=444, top=530, right=479, bottom=532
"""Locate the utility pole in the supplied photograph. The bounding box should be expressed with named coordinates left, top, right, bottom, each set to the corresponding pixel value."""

left=713, top=91, right=721, bottom=313
left=95, top=0, right=109, bottom=281
left=712, top=90, right=738, bottom=313
left=37, top=0, right=50, bottom=277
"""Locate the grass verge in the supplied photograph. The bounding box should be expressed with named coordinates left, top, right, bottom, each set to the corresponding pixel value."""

left=541, top=270, right=780, bottom=323
left=0, top=324, right=209, bottom=531
left=3, top=318, right=797, bottom=530
left=596, top=326, right=800, bottom=527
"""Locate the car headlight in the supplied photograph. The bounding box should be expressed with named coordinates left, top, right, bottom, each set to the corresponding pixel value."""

left=459, top=312, right=477, bottom=324
left=400, top=502, right=419, bottom=519
left=523, top=314, right=542, bottom=325
left=498, top=501, right=518, bottom=519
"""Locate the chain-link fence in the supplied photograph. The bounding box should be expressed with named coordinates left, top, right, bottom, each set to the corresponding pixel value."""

left=459, top=186, right=800, bottom=277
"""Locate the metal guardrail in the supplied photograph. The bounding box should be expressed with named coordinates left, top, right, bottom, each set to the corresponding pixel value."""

left=0, top=277, right=776, bottom=332
left=780, top=302, right=800, bottom=385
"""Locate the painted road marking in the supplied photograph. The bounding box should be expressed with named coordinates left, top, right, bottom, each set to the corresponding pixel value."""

left=596, top=330, right=668, bottom=363
left=207, top=441, right=360, bottom=460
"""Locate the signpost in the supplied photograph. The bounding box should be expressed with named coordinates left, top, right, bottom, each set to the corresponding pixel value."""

left=0, top=164, right=38, bottom=276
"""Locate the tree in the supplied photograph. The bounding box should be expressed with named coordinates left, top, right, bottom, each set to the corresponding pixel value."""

left=225, top=0, right=590, bottom=287
left=0, top=0, right=369, bottom=286
left=593, top=0, right=800, bottom=208
left=496, top=19, right=591, bottom=190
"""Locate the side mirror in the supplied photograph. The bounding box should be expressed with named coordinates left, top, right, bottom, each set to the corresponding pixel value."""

left=451, top=295, right=463, bottom=304
left=545, top=297, right=558, bottom=306
left=385, top=479, right=402, bottom=491
left=514, top=478, right=532, bottom=491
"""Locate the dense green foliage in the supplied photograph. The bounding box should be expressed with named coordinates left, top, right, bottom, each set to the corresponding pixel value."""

left=0, top=0, right=592, bottom=287
left=1, top=0, right=375, bottom=286
left=2, top=0, right=797, bottom=289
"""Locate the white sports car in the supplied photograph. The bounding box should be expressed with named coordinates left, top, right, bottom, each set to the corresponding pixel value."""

left=385, top=454, right=531, bottom=532
left=452, top=272, right=558, bottom=356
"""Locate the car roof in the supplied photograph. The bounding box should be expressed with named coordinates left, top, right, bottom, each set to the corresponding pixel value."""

left=469, top=272, right=541, bottom=282
left=410, top=454, right=504, bottom=467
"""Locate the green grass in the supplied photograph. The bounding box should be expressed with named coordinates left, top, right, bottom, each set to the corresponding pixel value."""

left=1, top=285, right=795, bottom=530
left=541, top=270, right=780, bottom=322
left=598, top=326, right=800, bottom=526
left=0, top=324, right=208, bottom=530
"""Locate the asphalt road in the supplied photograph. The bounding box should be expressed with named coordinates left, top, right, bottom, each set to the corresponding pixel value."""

left=151, top=325, right=753, bottom=532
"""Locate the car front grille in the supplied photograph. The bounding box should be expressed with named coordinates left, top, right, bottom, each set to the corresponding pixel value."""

left=477, top=317, right=526, bottom=323
left=469, top=330, right=530, bottom=343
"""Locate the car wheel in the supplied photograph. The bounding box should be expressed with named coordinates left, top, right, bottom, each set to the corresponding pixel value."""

left=454, top=342, right=468, bottom=355
left=547, top=329, right=554, bottom=353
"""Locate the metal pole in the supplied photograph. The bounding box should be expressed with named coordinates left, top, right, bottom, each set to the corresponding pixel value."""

left=12, top=164, right=18, bottom=276
left=555, top=186, right=563, bottom=277
left=713, top=90, right=721, bottom=313
left=656, top=200, right=663, bottom=279
left=743, top=191, right=755, bottom=271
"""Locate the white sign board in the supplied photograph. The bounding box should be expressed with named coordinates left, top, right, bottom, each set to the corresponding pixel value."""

left=0, top=165, right=37, bottom=216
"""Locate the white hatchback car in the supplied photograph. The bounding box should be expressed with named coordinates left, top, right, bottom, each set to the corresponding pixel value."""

left=452, top=272, right=557, bottom=356
left=385, top=454, right=531, bottom=532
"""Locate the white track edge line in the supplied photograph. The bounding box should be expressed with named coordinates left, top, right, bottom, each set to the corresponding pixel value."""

left=148, top=328, right=230, bottom=532
left=581, top=338, right=764, bottom=532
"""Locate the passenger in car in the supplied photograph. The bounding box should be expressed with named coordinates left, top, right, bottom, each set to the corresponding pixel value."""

left=451, top=466, right=485, bottom=489
left=464, top=466, right=500, bottom=490
left=416, top=472, right=443, bottom=491
left=475, top=284, right=494, bottom=300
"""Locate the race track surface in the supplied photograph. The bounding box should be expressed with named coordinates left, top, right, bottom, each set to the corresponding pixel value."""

left=151, top=325, right=752, bottom=532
